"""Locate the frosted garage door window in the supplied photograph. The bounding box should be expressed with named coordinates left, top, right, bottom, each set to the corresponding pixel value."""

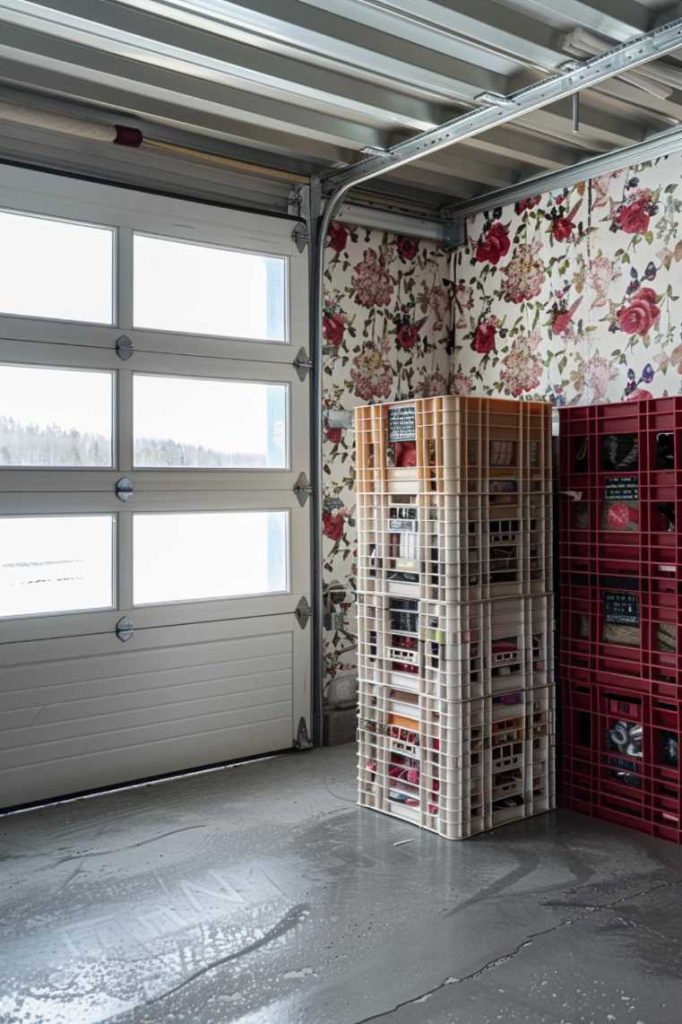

left=133, top=234, right=287, bottom=341
left=0, top=364, right=114, bottom=467
left=133, top=511, right=288, bottom=605
left=0, top=515, right=115, bottom=618
left=0, top=210, right=114, bottom=324
left=133, top=374, right=287, bottom=468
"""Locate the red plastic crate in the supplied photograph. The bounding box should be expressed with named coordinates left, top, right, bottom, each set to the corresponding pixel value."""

left=560, top=678, right=682, bottom=844
left=559, top=398, right=682, bottom=576
left=558, top=574, right=682, bottom=691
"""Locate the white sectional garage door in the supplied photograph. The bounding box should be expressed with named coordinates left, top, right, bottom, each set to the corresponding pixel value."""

left=0, top=165, right=311, bottom=808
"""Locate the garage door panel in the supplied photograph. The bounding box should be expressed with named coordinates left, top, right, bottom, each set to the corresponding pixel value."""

left=2, top=683, right=293, bottom=754
left=0, top=717, right=293, bottom=809
left=0, top=165, right=311, bottom=808
left=0, top=638, right=288, bottom=696
left=0, top=617, right=301, bottom=806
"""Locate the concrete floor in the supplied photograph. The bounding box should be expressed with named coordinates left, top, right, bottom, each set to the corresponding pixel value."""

left=1, top=746, right=682, bottom=1024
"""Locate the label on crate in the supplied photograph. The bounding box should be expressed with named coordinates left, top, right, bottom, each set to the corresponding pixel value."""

left=388, top=405, right=416, bottom=442
left=604, top=476, right=638, bottom=502
left=389, top=517, right=418, bottom=532
left=604, top=591, right=640, bottom=626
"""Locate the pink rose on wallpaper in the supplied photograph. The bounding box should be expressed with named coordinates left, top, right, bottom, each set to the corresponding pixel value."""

left=588, top=254, right=619, bottom=308
left=450, top=370, right=473, bottom=395
left=323, top=510, right=346, bottom=542
left=582, top=353, right=615, bottom=402
left=351, top=248, right=393, bottom=307
left=474, top=221, right=510, bottom=265
left=429, top=284, right=450, bottom=325
left=419, top=369, right=448, bottom=397
left=396, top=236, right=419, bottom=261
left=515, top=195, right=542, bottom=214
left=500, top=329, right=543, bottom=397
left=325, top=424, right=343, bottom=445
left=350, top=345, right=392, bottom=401
left=396, top=322, right=419, bottom=350
left=617, top=286, right=660, bottom=336
left=472, top=317, right=497, bottom=354
left=323, top=312, right=346, bottom=346
left=614, top=188, right=655, bottom=235
left=501, top=243, right=544, bottom=303
left=327, top=221, right=348, bottom=253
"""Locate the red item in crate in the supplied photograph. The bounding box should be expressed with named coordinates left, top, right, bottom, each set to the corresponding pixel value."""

left=606, top=501, right=639, bottom=531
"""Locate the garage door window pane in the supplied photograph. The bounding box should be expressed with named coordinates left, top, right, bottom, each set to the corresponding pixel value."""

left=0, top=364, right=114, bottom=467
left=133, top=234, right=286, bottom=341
left=0, top=515, right=115, bottom=618
left=134, top=374, right=287, bottom=468
left=0, top=210, right=114, bottom=324
left=134, top=511, right=288, bottom=605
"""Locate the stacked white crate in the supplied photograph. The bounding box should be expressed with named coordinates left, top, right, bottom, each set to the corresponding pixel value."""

left=355, top=395, right=555, bottom=838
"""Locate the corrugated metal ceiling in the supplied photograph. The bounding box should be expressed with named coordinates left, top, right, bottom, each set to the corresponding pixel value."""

left=0, top=0, right=680, bottom=218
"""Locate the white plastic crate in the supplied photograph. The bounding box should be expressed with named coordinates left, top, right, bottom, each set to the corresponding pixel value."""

left=357, top=686, right=555, bottom=840
left=357, top=594, right=553, bottom=702
left=356, top=487, right=552, bottom=602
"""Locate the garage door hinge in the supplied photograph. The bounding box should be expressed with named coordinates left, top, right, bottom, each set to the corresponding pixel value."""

left=293, top=347, right=313, bottom=381
left=292, top=221, right=308, bottom=252
left=293, top=471, right=312, bottom=507
left=294, top=716, right=313, bottom=750
left=116, top=616, right=134, bottom=643
left=295, top=596, right=312, bottom=629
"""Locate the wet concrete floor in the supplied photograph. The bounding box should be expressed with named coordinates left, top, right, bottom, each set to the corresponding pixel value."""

left=1, top=744, right=681, bottom=1023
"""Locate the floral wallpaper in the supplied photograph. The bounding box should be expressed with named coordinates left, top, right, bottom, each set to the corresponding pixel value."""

left=452, top=152, right=682, bottom=405
left=322, top=221, right=452, bottom=706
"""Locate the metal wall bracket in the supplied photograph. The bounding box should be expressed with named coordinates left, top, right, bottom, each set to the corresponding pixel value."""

left=294, top=716, right=313, bottom=750
left=293, top=347, right=313, bottom=381
left=292, top=221, right=309, bottom=252
left=295, top=596, right=312, bottom=629
left=115, top=476, right=134, bottom=502
left=293, top=472, right=312, bottom=507
left=116, top=616, right=134, bottom=643
left=115, top=334, right=134, bottom=361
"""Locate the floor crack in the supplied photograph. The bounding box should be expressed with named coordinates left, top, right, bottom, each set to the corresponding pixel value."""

left=351, top=875, right=682, bottom=1023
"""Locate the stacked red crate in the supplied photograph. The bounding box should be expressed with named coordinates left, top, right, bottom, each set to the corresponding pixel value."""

left=559, top=398, right=682, bottom=843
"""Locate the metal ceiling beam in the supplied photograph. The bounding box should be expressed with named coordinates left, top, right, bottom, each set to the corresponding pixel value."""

left=0, top=26, right=390, bottom=150
left=460, top=126, right=588, bottom=170
left=112, top=0, right=506, bottom=103
left=320, top=16, right=682, bottom=192
left=442, top=120, right=682, bottom=219
left=302, top=0, right=566, bottom=70
left=519, top=0, right=652, bottom=40
left=0, top=0, right=446, bottom=132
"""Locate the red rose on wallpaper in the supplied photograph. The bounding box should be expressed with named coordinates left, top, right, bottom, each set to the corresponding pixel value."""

left=615, top=190, right=654, bottom=235
left=472, top=317, right=497, bottom=354
left=551, top=215, right=575, bottom=242
left=396, top=236, right=419, bottom=260
left=327, top=221, right=348, bottom=253
left=617, top=286, right=660, bottom=336
left=352, top=248, right=393, bottom=307
left=325, top=425, right=342, bottom=445
left=551, top=297, right=582, bottom=337
left=323, top=312, right=345, bottom=346
left=323, top=511, right=345, bottom=542
left=474, top=221, right=510, bottom=265
left=515, top=195, right=542, bottom=214
left=396, top=322, right=419, bottom=350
